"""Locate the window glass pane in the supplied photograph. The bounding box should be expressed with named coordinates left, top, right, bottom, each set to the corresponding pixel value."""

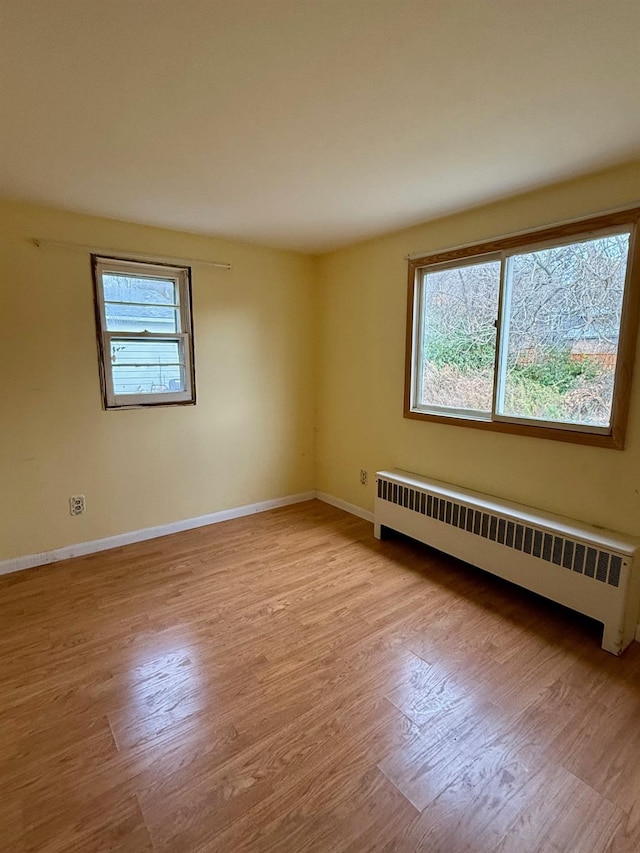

left=105, top=303, right=179, bottom=333
left=419, top=259, right=500, bottom=413
left=498, top=233, right=630, bottom=427
left=110, top=339, right=185, bottom=395
left=102, top=274, right=177, bottom=305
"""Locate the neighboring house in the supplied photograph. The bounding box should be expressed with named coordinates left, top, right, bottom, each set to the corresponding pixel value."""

left=570, top=339, right=617, bottom=368
left=108, top=304, right=182, bottom=393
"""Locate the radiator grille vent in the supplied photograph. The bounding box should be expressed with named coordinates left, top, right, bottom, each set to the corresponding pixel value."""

left=377, top=477, right=623, bottom=588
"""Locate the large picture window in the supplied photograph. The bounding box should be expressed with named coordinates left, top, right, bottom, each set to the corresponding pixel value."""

left=405, top=209, right=640, bottom=448
left=92, top=256, right=196, bottom=409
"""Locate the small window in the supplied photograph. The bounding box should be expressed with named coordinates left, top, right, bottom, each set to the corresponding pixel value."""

left=405, top=209, right=640, bottom=448
left=92, top=256, right=196, bottom=409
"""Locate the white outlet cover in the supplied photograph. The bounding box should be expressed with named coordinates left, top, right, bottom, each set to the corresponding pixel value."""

left=69, top=495, right=85, bottom=516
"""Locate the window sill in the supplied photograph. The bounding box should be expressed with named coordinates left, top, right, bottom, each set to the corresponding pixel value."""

left=404, top=408, right=623, bottom=449
left=105, top=397, right=196, bottom=410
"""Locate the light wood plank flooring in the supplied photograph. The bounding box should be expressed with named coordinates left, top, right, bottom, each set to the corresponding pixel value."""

left=1, top=500, right=640, bottom=852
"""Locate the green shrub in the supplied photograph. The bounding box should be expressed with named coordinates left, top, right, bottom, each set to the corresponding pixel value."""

left=424, top=328, right=495, bottom=372
left=512, top=350, right=598, bottom=394
left=502, top=374, right=563, bottom=419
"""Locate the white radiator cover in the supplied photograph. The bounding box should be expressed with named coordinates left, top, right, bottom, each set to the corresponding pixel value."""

left=375, top=469, right=640, bottom=655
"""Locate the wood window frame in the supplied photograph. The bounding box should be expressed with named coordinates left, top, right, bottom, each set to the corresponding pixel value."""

left=92, top=255, right=197, bottom=410
left=404, top=208, right=640, bottom=449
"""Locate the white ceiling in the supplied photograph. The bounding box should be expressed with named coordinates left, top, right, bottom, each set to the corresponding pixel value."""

left=2, top=0, right=640, bottom=253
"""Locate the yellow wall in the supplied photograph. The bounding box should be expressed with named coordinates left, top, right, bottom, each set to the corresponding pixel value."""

left=0, top=201, right=316, bottom=561
left=316, top=161, right=640, bottom=537
left=4, top=161, right=640, bottom=564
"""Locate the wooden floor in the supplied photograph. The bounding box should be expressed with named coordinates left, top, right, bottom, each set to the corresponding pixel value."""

left=2, top=501, right=640, bottom=852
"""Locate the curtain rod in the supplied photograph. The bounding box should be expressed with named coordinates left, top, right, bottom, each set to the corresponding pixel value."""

left=30, top=237, right=232, bottom=270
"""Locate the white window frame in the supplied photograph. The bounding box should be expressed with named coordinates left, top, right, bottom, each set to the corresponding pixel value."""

left=404, top=208, right=640, bottom=449
left=92, top=256, right=196, bottom=409
left=410, top=252, right=502, bottom=424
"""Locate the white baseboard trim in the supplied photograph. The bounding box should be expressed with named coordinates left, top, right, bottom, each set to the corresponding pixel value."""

left=0, top=491, right=316, bottom=577
left=636, top=624, right=640, bottom=644
left=316, top=491, right=374, bottom=524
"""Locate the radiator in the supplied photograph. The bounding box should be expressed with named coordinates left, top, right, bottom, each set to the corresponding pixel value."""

left=375, top=469, right=640, bottom=655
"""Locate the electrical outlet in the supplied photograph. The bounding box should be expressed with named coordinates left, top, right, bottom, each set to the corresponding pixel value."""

left=69, top=495, right=85, bottom=516
left=360, top=469, right=368, bottom=486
